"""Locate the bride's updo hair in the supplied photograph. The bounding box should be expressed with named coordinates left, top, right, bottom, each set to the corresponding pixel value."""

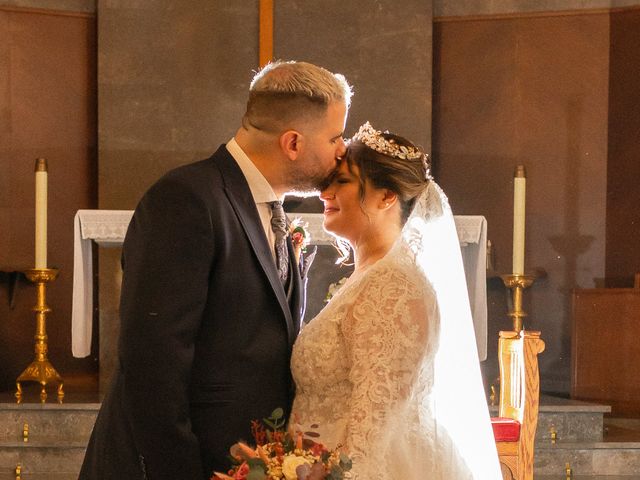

left=344, top=125, right=432, bottom=225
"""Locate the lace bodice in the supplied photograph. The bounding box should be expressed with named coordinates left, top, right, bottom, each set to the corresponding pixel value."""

left=291, top=247, right=456, bottom=479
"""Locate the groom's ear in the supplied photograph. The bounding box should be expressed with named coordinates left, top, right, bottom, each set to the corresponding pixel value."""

left=279, top=130, right=303, bottom=160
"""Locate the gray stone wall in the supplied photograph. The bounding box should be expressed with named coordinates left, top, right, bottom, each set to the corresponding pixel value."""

left=96, top=0, right=261, bottom=391
left=274, top=0, right=433, bottom=149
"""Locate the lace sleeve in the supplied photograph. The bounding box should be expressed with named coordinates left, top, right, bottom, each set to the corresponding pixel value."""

left=342, top=264, right=437, bottom=478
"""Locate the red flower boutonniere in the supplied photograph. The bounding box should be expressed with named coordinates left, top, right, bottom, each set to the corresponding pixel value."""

left=289, top=219, right=311, bottom=265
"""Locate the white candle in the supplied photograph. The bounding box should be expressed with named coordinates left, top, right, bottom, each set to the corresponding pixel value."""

left=35, top=158, right=48, bottom=269
left=512, top=165, right=526, bottom=275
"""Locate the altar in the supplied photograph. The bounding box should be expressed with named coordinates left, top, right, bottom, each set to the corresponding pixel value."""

left=72, top=210, right=489, bottom=366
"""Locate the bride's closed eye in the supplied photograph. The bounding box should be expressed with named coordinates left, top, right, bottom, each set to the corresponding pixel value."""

left=319, top=171, right=339, bottom=191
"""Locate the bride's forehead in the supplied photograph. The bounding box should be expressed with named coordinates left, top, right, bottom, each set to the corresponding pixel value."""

left=339, top=157, right=359, bottom=176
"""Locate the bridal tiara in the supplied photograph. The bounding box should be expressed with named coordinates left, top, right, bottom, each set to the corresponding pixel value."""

left=351, top=122, right=424, bottom=161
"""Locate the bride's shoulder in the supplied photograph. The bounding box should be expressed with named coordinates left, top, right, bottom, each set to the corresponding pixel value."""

left=365, top=255, right=432, bottom=295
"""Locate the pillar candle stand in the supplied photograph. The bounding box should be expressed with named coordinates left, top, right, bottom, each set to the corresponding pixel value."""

left=16, top=268, right=64, bottom=403
left=501, top=273, right=536, bottom=333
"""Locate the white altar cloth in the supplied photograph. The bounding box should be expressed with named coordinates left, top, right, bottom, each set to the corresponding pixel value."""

left=72, top=210, right=133, bottom=357
left=72, top=210, right=488, bottom=360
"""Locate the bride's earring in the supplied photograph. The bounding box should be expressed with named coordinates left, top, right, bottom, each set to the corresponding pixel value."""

left=381, top=190, right=396, bottom=209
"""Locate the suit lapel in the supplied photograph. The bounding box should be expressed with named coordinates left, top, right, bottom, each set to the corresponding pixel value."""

left=214, top=147, right=297, bottom=344
left=286, top=236, right=303, bottom=336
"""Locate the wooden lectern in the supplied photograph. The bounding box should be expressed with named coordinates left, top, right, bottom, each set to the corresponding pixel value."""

left=572, top=274, right=640, bottom=416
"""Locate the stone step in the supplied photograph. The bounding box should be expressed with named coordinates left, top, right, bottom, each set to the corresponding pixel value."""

left=0, top=399, right=99, bottom=444
left=536, top=476, right=640, bottom=479
left=0, top=395, right=634, bottom=477
left=491, top=395, right=612, bottom=443
left=0, top=443, right=86, bottom=474
left=0, top=395, right=605, bottom=445
left=0, top=410, right=98, bottom=444
left=537, top=396, right=611, bottom=443
left=535, top=441, right=640, bottom=477
left=0, top=474, right=78, bottom=480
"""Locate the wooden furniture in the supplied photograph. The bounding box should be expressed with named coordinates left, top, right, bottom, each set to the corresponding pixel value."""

left=572, top=274, right=640, bottom=416
left=491, top=330, right=545, bottom=480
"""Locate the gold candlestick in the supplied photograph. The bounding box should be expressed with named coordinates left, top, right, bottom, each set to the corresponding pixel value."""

left=501, top=273, right=536, bottom=332
left=16, top=268, right=64, bottom=403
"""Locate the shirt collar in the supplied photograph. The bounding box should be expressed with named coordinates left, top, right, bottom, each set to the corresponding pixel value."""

left=226, top=137, right=280, bottom=204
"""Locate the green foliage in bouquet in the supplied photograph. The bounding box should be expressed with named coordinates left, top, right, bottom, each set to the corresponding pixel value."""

left=262, top=408, right=286, bottom=433
left=212, top=408, right=352, bottom=480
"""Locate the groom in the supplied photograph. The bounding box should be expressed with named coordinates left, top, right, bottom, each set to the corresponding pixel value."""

left=79, top=60, right=352, bottom=480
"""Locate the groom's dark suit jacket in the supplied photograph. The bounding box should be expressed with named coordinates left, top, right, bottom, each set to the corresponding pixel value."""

left=79, top=146, right=303, bottom=480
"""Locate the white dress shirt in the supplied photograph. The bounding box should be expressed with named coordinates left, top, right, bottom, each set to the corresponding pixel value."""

left=226, top=138, right=281, bottom=259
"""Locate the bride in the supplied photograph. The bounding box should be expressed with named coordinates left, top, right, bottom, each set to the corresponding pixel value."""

left=290, top=122, right=502, bottom=479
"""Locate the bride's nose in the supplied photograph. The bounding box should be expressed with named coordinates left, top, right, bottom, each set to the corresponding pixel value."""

left=320, top=188, right=335, bottom=200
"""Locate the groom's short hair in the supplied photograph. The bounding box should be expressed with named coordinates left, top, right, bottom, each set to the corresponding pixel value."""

left=243, top=60, right=352, bottom=133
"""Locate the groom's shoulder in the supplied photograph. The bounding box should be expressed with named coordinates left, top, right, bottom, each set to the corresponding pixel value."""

left=168, top=146, right=228, bottom=177
left=157, top=146, right=230, bottom=191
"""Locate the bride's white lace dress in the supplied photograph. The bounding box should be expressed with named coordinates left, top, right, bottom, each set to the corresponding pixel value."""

left=291, top=183, right=502, bottom=479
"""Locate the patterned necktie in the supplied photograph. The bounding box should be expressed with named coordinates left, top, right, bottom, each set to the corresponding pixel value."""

left=270, top=201, right=289, bottom=284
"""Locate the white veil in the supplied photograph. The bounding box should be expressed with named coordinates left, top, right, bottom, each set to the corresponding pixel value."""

left=403, top=180, right=502, bottom=478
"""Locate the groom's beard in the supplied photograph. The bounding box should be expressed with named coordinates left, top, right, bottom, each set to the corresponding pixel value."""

left=284, top=188, right=320, bottom=198
left=286, top=160, right=337, bottom=196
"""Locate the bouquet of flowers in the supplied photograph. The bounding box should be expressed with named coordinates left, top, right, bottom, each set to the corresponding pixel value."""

left=212, top=408, right=352, bottom=480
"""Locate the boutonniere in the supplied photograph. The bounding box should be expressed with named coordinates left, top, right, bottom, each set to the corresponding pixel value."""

left=289, top=218, right=311, bottom=265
